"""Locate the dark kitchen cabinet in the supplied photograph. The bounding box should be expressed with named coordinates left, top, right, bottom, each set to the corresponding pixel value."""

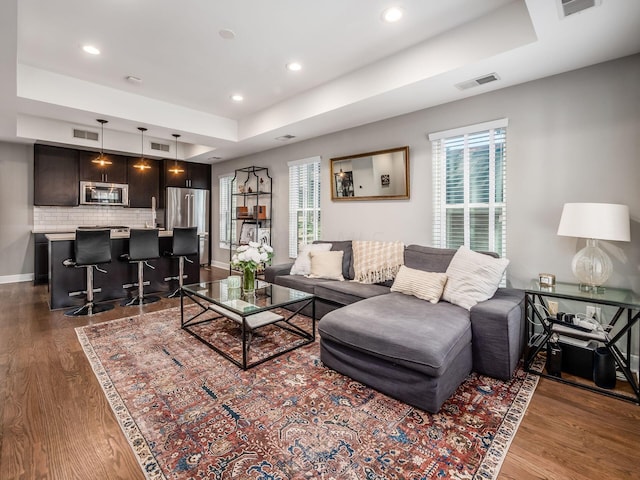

left=162, top=159, right=188, bottom=188
left=128, top=157, right=160, bottom=208
left=163, top=159, right=211, bottom=189
left=34, top=144, right=79, bottom=206
left=188, top=162, right=211, bottom=189
left=34, top=233, right=49, bottom=285
left=79, top=151, right=127, bottom=184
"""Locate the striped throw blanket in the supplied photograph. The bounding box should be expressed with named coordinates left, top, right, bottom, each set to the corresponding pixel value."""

left=352, top=240, right=405, bottom=284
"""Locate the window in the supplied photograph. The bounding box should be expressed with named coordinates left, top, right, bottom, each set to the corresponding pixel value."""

left=429, top=119, right=507, bottom=258
left=288, top=157, right=321, bottom=258
left=219, top=173, right=236, bottom=248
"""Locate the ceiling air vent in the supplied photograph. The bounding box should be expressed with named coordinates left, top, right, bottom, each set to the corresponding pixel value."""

left=73, top=129, right=99, bottom=141
left=275, top=134, right=296, bottom=142
left=455, top=73, right=500, bottom=91
left=559, top=0, right=601, bottom=18
left=150, top=142, right=170, bottom=152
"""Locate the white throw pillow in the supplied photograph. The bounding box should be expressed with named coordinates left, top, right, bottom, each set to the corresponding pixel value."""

left=289, top=243, right=332, bottom=276
left=442, top=245, right=509, bottom=310
left=308, top=250, right=345, bottom=280
left=390, top=266, right=447, bottom=303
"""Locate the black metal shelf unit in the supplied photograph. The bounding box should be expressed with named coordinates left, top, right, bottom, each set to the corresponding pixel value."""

left=524, top=280, right=640, bottom=404
left=229, top=166, right=272, bottom=273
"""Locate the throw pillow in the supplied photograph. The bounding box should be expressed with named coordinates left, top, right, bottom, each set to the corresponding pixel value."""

left=442, top=245, right=509, bottom=310
left=315, top=240, right=353, bottom=280
left=390, top=265, right=448, bottom=303
left=289, top=243, right=332, bottom=276
left=308, top=250, right=345, bottom=280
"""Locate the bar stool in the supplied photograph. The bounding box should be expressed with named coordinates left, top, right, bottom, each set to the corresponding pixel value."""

left=164, top=227, right=199, bottom=298
left=63, top=229, right=114, bottom=316
left=121, top=228, right=160, bottom=306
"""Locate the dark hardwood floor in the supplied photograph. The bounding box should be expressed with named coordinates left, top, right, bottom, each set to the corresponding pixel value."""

left=1, top=268, right=638, bottom=479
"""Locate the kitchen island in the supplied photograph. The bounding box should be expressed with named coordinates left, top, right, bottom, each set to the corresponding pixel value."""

left=46, top=230, right=200, bottom=310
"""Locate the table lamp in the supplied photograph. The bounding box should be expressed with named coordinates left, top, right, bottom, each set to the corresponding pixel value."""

left=557, top=203, right=630, bottom=291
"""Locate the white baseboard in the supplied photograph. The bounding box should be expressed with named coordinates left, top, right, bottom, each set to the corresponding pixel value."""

left=0, top=273, right=34, bottom=284
left=631, top=353, right=639, bottom=376
left=210, top=260, right=230, bottom=270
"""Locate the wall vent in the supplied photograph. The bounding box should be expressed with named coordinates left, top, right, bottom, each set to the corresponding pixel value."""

left=455, top=73, right=500, bottom=91
left=559, top=0, right=601, bottom=18
left=275, top=134, right=296, bottom=141
left=150, top=142, right=170, bottom=152
left=73, top=129, right=99, bottom=141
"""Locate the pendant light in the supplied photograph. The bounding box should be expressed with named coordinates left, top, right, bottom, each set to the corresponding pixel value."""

left=168, top=133, right=184, bottom=174
left=92, top=119, right=112, bottom=166
left=134, top=127, right=151, bottom=170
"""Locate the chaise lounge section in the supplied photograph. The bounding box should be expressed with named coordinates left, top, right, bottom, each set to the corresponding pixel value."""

left=265, top=242, right=524, bottom=413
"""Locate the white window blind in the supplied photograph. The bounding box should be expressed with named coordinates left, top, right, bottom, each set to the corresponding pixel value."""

left=429, top=119, right=508, bottom=258
left=219, top=173, right=236, bottom=248
left=288, top=157, right=321, bottom=258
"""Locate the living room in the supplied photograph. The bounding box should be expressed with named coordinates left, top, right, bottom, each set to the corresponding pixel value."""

left=0, top=1, right=639, bottom=479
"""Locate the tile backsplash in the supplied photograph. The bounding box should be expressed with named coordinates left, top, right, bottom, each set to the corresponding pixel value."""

left=34, top=205, right=161, bottom=232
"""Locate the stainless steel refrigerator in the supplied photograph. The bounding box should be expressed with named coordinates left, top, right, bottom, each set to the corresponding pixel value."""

left=166, top=187, right=210, bottom=265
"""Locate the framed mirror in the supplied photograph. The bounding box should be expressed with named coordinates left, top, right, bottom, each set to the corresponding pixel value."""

left=330, top=146, right=410, bottom=201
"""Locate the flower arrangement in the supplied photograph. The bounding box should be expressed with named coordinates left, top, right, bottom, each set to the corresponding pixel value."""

left=231, top=242, right=273, bottom=293
left=231, top=242, right=273, bottom=270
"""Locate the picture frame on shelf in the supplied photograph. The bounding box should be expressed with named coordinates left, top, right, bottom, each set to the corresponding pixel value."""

left=239, top=221, right=257, bottom=244
left=257, top=228, right=270, bottom=246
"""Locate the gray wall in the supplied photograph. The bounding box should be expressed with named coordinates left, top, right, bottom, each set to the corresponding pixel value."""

left=0, top=55, right=637, bottom=293
left=0, top=142, right=33, bottom=279
left=211, top=54, right=640, bottom=293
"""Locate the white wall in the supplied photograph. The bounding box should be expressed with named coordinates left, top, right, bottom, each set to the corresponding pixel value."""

left=0, top=142, right=34, bottom=281
left=211, top=54, right=640, bottom=292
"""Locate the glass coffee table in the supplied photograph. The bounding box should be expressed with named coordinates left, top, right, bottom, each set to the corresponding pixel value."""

left=180, top=279, right=315, bottom=369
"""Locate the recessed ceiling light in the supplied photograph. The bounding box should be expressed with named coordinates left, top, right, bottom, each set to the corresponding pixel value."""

left=219, top=29, right=236, bottom=40
left=82, top=45, right=101, bottom=55
left=286, top=62, right=302, bottom=72
left=231, top=94, right=244, bottom=102
left=381, top=7, right=403, bottom=23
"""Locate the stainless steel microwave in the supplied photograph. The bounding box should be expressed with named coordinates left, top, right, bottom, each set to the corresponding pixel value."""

left=80, top=181, right=129, bottom=206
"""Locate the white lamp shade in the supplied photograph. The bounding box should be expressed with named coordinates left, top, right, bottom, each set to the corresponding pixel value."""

left=557, top=203, right=630, bottom=241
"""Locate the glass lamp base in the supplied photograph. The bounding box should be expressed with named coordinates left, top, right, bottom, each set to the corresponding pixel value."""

left=571, top=238, right=612, bottom=289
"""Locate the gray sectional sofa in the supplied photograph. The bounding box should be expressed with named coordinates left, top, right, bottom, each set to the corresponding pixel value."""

left=264, top=241, right=524, bottom=413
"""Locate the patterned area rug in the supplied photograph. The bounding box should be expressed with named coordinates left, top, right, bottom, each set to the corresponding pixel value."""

left=76, top=306, right=539, bottom=480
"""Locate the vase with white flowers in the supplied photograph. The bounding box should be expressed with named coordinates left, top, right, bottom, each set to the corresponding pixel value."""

left=231, top=242, right=274, bottom=294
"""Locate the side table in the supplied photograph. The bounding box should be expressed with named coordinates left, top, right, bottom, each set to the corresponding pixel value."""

left=524, top=280, right=640, bottom=404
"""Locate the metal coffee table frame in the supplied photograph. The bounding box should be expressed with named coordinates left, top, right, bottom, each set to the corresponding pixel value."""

left=180, top=281, right=315, bottom=370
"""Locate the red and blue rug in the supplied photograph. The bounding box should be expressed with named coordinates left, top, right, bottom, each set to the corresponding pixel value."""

left=76, top=306, right=539, bottom=479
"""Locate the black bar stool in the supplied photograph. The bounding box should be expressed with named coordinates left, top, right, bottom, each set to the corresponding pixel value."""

left=63, top=229, right=114, bottom=316
left=164, top=227, right=199, bottom=298
left=121, top=229, right=160, bottom=306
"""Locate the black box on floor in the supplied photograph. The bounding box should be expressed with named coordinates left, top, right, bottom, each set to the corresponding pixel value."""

left=560, top=339, right=598, bottom=380
left=546, top=342, right=563, bottom=377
